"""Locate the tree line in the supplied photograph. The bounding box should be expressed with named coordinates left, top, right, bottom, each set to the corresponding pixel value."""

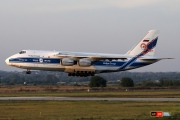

left=0, top=71, right=180, bottom=86
left=89, top=77, right=180, bottom=87
left=139, top=79, right=180, bottom=87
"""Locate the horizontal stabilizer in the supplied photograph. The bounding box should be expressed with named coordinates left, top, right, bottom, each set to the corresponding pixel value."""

left=139, top=57, right=174, bottom=61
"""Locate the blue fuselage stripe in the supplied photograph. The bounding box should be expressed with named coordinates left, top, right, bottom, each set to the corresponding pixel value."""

left=9, top=57, right=151, bottom=68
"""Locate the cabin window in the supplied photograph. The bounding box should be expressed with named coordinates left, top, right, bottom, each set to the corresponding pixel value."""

left=19, top=51, right=26, bottom=54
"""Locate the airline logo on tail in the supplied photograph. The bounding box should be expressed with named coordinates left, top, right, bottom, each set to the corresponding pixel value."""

left=141, top=37, right=158, bottom=55
left=140, top=43, right=147, bottom=51
left=141, top=40, right=150, bottom=51
left=118, top=35, right=158, bottom=70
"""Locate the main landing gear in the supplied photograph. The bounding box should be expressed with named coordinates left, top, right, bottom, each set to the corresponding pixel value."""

left=26, top=69, right=31, bottom=74
left=68, top=71, right=95, bottom=77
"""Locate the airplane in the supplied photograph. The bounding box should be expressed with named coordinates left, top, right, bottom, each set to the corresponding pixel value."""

left=5, top=30, right=172, bottom=77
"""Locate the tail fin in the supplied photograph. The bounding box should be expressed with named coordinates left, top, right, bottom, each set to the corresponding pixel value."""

left=126, top=30, right=159, bottom=56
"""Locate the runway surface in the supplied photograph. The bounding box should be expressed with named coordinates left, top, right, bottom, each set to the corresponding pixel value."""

left=0, top=97, right=179, bottom=101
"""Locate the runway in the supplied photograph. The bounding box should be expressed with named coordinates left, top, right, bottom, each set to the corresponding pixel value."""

left=0, top=97, right=179, bottom=101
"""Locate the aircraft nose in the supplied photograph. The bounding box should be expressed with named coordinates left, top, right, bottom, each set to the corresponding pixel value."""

left=5, top=58, right=10, bottom=65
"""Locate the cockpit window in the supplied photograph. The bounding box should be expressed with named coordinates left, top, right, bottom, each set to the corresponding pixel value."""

left=19, top=51, right=26, bottom=54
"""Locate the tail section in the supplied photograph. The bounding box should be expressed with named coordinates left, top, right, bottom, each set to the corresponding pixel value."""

left=126, top=30, right=159, bottom=56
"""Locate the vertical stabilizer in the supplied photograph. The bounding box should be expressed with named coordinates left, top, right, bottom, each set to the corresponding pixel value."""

left=127, top=30, right=159, bottom=56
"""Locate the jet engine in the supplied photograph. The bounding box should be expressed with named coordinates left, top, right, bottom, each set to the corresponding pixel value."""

left=79, top=59, right=92, bottom=67
left=61, top=58, right=74, bottom=66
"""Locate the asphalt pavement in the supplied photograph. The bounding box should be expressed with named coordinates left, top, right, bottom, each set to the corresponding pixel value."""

left=0, top=97, right=179, bottom=101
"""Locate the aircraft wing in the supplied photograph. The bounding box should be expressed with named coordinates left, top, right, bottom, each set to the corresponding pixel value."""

left=56, top=52, right=174, bottom=61
left=56, top=53, right=130, bottom=61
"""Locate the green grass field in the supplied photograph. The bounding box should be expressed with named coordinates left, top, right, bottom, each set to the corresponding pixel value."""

left=0, top=89, right=179, bottom=119
left=0, top=89, right=180, bottom=98
left=0, top=101, right=179, bottom=120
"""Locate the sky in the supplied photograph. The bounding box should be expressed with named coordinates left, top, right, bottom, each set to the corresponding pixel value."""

left=0, top=0, right=180, bottom=72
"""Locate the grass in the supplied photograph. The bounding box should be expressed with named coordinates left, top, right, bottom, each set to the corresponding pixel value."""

left=0, top=86, right=179, bottom=119
left=0, top=101, right=179, bottom=120
left=0, top=85, right=180, bottom=98
left=0, top=89, right=180, bottom=98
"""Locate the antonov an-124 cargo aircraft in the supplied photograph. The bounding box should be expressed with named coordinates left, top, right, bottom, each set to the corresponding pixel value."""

left=5, top=30, right=172, bottom=77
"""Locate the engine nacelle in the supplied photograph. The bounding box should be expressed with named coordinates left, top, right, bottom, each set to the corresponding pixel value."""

left=61, top=58, right=74, bottom=66
left=79, top=59, right=92, bottom=67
